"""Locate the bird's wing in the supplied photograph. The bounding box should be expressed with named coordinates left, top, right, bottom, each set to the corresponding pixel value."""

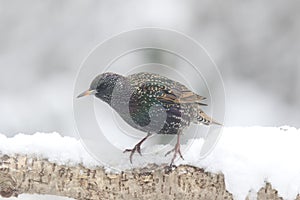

left=128, top=72, right=207, bottom=106
left=156, top=86, right=207, bottom=106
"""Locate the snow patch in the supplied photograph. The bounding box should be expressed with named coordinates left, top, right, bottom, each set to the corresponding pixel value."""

left=1, top=127, right=300, bottom=200
left=0, top=132, right=98, bottom=167
left=0, top=194, right=73, bottom=200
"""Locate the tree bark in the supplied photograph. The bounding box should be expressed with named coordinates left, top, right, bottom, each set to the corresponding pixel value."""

left=0, top=154, right=231, bottom=199
left=0, top=154, right=297, bottom=200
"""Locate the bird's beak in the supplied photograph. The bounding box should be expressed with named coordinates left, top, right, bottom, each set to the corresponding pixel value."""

left=77, top=89, right=96, bottom=98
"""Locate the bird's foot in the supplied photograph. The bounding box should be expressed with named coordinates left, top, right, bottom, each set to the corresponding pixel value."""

left=123, top=133, right=152, bottom=164
left=123, top=143, right=142, bottom=164
left=165, top=142, right=184, bottom=166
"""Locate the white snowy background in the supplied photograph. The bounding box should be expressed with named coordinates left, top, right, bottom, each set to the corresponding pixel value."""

left=1, top=1, right=300, bottom=200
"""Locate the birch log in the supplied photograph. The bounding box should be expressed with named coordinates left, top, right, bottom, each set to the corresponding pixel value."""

left=0, top=154, right=297, bottom=200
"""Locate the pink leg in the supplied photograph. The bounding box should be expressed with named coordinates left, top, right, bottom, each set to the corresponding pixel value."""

left=123, top=132, right=152, bottom=163
left=165, top=132, right=184, bottom=166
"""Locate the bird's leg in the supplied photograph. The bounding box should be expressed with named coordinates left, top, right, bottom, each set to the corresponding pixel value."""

left=165, top=131, right=184, bottom=166
left=123, top=132, right=152, bottom=164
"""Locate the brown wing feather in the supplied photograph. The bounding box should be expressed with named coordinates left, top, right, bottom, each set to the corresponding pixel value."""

left=128, top=72, right=207, bottom=106
left=157, top=87, right=207, bottom=106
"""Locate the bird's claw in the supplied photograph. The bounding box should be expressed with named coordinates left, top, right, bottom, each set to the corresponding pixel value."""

left=165, top=143, right=184, bottom=166
left=123, top=143, right=143, bottom=163
left=165, top=148, right=174, bottom=157
left=123, top=133, right=152, bottom=164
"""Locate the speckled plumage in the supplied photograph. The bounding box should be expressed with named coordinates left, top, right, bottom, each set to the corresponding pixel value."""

left=78, top=72, right=221, bottom=165
left=127, top=73, right=216, bottom=133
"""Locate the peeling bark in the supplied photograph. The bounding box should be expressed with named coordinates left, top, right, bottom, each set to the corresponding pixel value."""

left=0, top=154, right=298, bottom=200
left=0, top=154, right=232, bottom=199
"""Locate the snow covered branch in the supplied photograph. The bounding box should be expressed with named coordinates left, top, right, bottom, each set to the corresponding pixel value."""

left=0, top=154, right=296, bottom=200
left=0, top=155, right=232, bottom=199
left=1, top=127, right=300, bottom=199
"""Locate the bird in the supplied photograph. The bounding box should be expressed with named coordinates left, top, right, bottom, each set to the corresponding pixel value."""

left=77, top=72, right=221, bottom=166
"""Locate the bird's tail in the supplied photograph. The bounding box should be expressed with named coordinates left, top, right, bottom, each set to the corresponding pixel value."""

left=194, top=109, right=223, bottom=126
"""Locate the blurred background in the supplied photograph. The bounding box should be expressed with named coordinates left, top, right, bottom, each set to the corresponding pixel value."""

left=0, top=1, right=299, bottom=199
left=0, top=0, right=299, bottom=137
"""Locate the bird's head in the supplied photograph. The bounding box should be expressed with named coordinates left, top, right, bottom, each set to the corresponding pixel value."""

left=77, top=72, right=122, bottom=103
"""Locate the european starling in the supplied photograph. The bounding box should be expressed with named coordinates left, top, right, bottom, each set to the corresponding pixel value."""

left=77, top=72, right=221, bottom=166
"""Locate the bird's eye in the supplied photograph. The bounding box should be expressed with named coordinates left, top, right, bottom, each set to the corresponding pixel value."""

left=98, top=83, right=106, bottom=90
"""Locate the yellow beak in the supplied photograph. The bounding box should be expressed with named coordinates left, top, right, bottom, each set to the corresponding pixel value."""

left=77, top=90, right=96, bottom=98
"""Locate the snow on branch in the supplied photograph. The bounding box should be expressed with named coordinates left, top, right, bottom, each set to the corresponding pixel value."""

left=0, top=127, right=300, bottom=199
left=0, top=154, right=232, bottom=199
